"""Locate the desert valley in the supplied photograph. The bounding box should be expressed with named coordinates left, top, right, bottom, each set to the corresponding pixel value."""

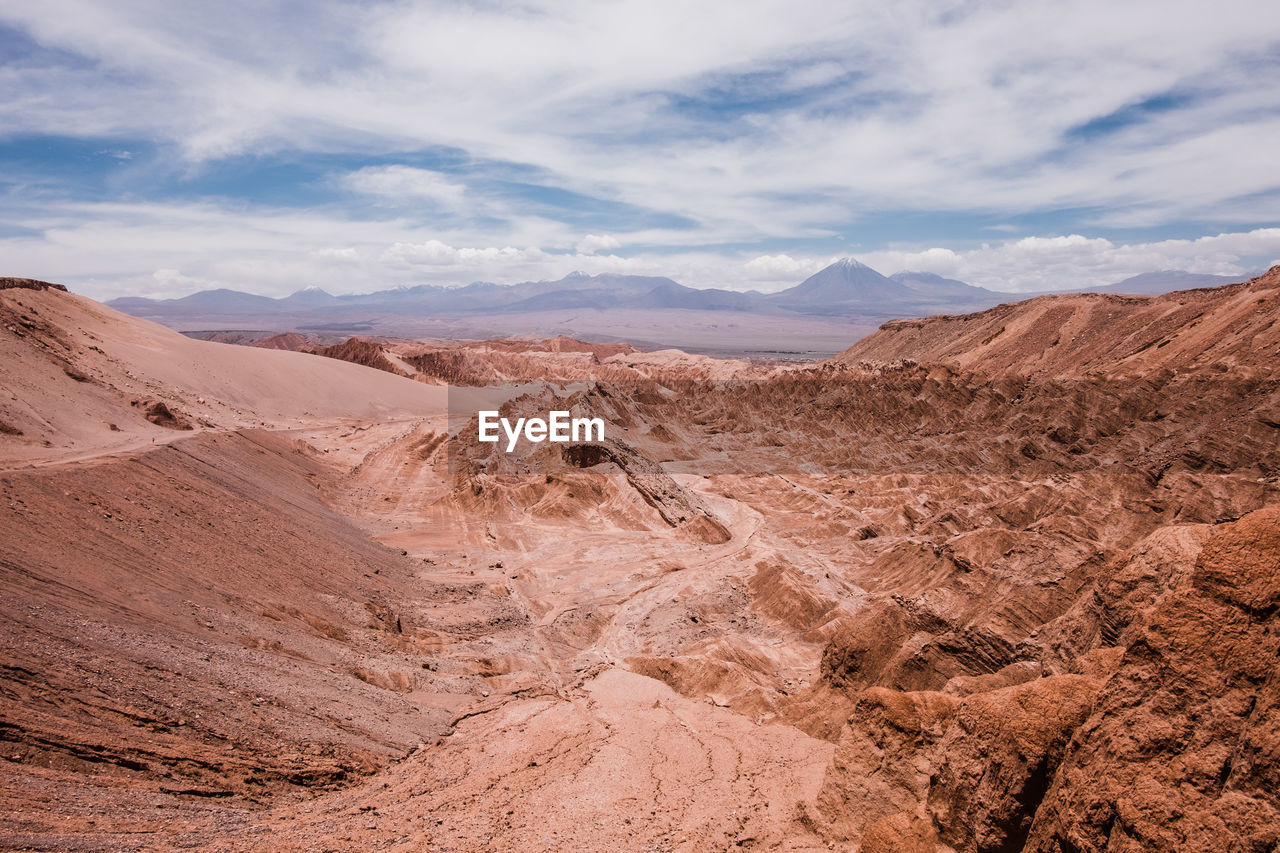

left=3, top=265, right=1279, bottom=851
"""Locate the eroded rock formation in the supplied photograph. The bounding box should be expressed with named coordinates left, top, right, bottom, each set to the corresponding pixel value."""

left=2, top=273, right=1277, bottom=849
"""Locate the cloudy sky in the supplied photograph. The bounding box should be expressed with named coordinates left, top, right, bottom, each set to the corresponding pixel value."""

left=1, top=0, right=1278, bottom=300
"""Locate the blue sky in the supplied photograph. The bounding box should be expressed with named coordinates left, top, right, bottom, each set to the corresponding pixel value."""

left=1, top=0, right=1278, bottom=299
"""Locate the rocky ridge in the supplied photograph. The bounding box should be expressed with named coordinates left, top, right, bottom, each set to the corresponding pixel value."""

left=838, top=265, right=1280, bottom=379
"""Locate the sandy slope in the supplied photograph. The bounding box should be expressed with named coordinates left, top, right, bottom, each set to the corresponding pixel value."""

left=0, top=284, right=446, bottom=468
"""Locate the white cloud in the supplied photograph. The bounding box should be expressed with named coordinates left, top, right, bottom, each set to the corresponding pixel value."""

left=576, top=234, right=621, bottom=254
left=381, top=240, right=548, bottom=269
left=3, top=191, right=1277, bottom=301
left=148, top=267, right=214, bottom=295
left=341, top=166, right=467, bottom=208
left=380, top=240, right=458, bottom=266
left=742, top=253, right=831, bottom=289
left=2, top=0, right=1277, bottom=239
left=858, top=228, right=1280, bottom=292
left=313, top=247, right=359, bottom=262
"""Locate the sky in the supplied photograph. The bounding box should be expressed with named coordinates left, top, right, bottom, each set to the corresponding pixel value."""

left=1, top=0, right=1278, bottom=300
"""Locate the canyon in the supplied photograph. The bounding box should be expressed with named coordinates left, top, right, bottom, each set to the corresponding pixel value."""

left=2, top=268, right=1278, bottom=851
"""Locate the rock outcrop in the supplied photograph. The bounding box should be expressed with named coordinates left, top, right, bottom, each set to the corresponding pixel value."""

left=1026, top=506, right=1280, bottom=851
left=811, top=505, right=1280, bottom=852
left=0, top=277, right=69, bottom=292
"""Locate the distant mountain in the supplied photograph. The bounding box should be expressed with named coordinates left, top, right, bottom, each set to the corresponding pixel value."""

left=341, top=282, right=504, bottom=311
left=506, top=287, right=622, bottom=312
left=766, top=260, right=1008, bottom=316
left=104, top=262, right=1256, bottom=341
left=767, top=259, right=903, bottom=310
left=630, top=283, right=767, bottom=311
left=112, top=288, right=277, bottom=313
left=888, top=271, right=1010, bottom=311
left=889, top=271, right=998, bottom=299
left=888, top=270, right=971, bottom=291
left=1091, top=270, right=1247, bottom=295
left=108, top=272, right=769, bottom=319
left=335, top=273, right=691, bottom=312
left=280, top=287, right=340, bottom=307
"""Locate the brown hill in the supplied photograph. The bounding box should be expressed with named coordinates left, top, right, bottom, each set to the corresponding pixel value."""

left=312, top=336, right=406, bottom=375
left=251, top=331, right=313, bottom=350
left=180, top=328, right=763, bottom=386
left=0, top=284, right=444, bottom=466
left=838, top=265, right=1280, bottom=378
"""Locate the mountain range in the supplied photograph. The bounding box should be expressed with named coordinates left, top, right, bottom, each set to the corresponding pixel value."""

left=109, top=261, right=1248, bottom=320
left=103, top=261, right=1251, bottom=355
left=109, top=272, right=771, bottom=318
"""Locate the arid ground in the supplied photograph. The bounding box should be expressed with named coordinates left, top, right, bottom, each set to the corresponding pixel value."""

left=3, top=270, right=1279, bottom=851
